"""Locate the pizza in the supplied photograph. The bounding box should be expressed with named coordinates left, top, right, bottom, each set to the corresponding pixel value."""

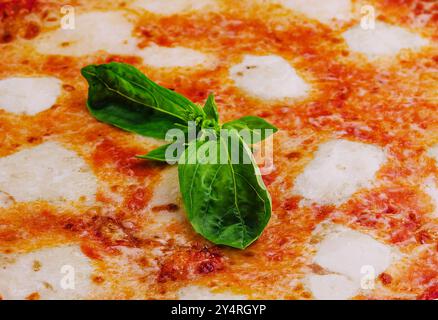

left=0, top=0, right=437, bottom=300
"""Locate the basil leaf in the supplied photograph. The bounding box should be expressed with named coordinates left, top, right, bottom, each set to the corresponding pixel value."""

left=137, top=142, right=186, bottom=164
left=137, top=144, right=172, bottom=162
left=178, top=131, right=271, bottom=249
left=89, top=105, right=183, bottom=140
left=222, top=116, right=278, bottom=144
left=81, top=62, right=201, bottom=139
left=203, top=94, right=219, bottom=122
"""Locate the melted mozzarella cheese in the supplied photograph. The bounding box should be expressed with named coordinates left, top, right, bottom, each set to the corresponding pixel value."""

left=0, top=142, right=97, bottom=204
left=34, top=11, right=136, bottom=56
left=276, top=0, right=352, bottom=23
left=149, top=167, right=181, bottom=210
left=148, top=167, right=185, bottom=228
left=307, top=274, right=358, bottom=300
left=133, top=0, right=217, bottom=15
left=314, top=226, right=394, bottom=282
left=229, top=54, right=310, bottom=100
left=34, top=11, right=214, bottom=69
left=423, top=177, right=438, bottom=218
left=343, top=22, right=428, bottom=59
left=0, top=246, right=93, bottom=300
left=0, top=77, right=62, bottom=115
left=294, top=139, right=386, bottom=205
left=139, top=45, right=213, bottom=68
left=307, top=226, right=397, bottom=300
left=177, top=285, right=246, bottom=300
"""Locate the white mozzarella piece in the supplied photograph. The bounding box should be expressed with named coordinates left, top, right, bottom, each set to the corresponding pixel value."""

left=149, top=167, right=181, bottom=209
left=0, top=245, right=93, bottom=300
left=0, top=77, right=61, bottom=115
left=293, top=139, right=386, bottom=205
left=139, top=45, right=213, bottom=68
left=276, top=0, right=352, bottom=23
left=139, top=168, right=189, bottom=245
left=133, top=0, right=217, bottom=15
left=229, top=54, right=310, bottom=100
left=343, top=22, right=428, bottom=59
left=307, top=274, right=358, bottom=300
left=34, top=11, right=136, bottom=56
left=423, top=177, right=438, bottom=218
left=314, top=227, right=394, bottom=282
left=148, top=167, right=185, bottom=227
left=177, top=285, right=246, bottom=300
left=0, top=142, right=97, bottom=204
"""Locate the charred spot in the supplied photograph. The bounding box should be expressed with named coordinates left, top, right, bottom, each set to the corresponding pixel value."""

left=242, top=251, right=255, bottom=258
left=63, top=222, right=74, bottom=230
left=0, top=31, right=14, bottom=43
left=92, top=275, right=105, bottom=284
left=32, top=260, right=41, bottom=272
left=151, top=203, right=179, bottom=212
left=26, top=136, right=42, bottom=144
left=197, top=261, right=216, bottom=274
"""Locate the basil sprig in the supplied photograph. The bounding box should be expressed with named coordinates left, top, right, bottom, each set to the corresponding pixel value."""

left=82, top=62, right=278, bottom=249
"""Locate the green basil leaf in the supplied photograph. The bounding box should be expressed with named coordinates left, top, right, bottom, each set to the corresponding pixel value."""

left=90, top=105, right=183, bottom=140
left=137, top=144, right=172, bottom=162
left=137, top=142, right=186, bottom=163
left=178, top=131, right=271, bottom=249
left=222, top=116, right=278, bottom=144
left=81, top=62, right=201, bottom=139
left=203, top=94, right=219, bottom=122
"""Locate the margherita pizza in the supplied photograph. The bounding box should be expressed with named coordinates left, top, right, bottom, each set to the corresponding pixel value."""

left=0, top=0, right=437, bottom=300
